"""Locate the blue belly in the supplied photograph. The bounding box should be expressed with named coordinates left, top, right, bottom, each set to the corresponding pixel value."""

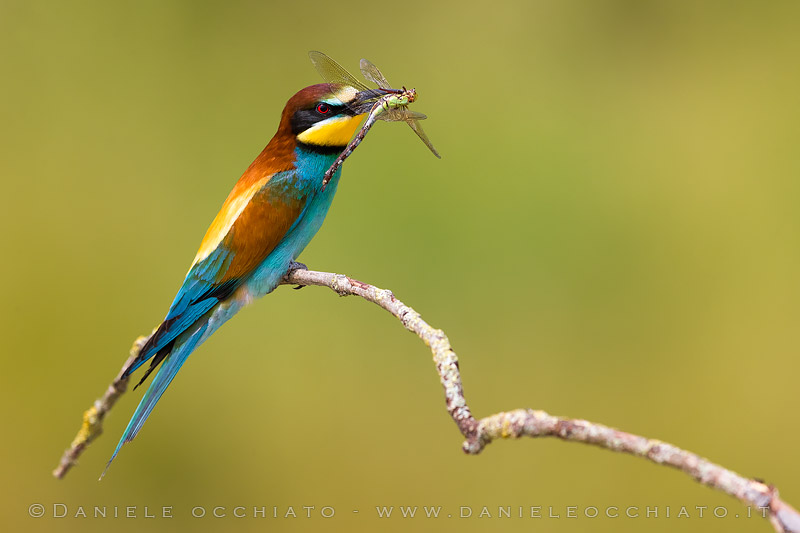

left=198, top=148, right=343, bottom=340
left=246, top=148, right=341, bottom=297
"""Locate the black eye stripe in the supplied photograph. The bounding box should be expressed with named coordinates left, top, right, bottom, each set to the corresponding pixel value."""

left=290, top=102, right=349, bottom=135
left=316, top=102, right=345, bottom=115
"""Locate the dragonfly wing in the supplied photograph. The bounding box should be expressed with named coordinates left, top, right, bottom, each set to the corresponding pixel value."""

left=309, top=51, right=388, bottom=116
left=309, top=51, right=370, bottom=91
left=407, top=119, right=441, bottom=159
left=401, top=110, right=428, bottom=120
left=377, top=108, right=428, bottom=122
left=309, top=52, right=441, bottom=158
left=359, top=58, right=391, bottom=89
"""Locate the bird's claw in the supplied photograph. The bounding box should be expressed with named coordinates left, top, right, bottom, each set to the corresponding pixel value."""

left=288, top=261, right=308, bottom=272
left=287, top=261, right=308, bottom=289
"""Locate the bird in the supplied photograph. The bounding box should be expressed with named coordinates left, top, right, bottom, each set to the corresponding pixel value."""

left=103, top=81, right=385, bottom=476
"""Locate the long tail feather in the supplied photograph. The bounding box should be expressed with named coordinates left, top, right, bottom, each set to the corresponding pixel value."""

left=101, top=321, right=209, bottom=479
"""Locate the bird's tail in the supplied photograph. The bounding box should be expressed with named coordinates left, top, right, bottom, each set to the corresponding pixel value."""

left=101, top=320, right=209, bottom=479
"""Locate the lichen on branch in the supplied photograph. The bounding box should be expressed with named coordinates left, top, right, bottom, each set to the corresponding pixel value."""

left=52, top=264, right=800, bottom=533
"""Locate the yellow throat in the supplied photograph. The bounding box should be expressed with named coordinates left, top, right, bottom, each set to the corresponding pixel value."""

left=296, top=114, right=363, bottom=147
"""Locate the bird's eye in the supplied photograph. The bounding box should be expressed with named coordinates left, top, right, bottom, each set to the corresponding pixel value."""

left=316, top=103, right=330, bottom=114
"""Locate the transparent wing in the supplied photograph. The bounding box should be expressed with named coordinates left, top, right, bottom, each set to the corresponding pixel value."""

left=359, top=58, right=392, bottom=89
left=309, top=52, right=441, bottom=158
left=308, top=51, right=370, bottom=91
left=359, top=57, right=441, bottom=156
left=381, top=108, right=428, bottom=122
left=407, top=119, right=441, bottom=159
left=308, top=50, right=387, bottom=112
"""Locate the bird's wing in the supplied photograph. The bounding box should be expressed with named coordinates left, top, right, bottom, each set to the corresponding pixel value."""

left=124, top=170, right=308, bottom=378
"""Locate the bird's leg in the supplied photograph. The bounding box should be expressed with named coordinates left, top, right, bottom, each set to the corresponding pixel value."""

left=286, top=261, right=308, bottom=289
left=288, top=260, right=308, bottom=272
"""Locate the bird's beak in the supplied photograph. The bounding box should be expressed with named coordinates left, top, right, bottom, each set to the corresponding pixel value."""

left=348, top=88, right=393, bottom=115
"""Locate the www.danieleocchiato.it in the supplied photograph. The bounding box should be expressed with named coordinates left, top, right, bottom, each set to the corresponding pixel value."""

left=27, top=503, right=770, bottom=521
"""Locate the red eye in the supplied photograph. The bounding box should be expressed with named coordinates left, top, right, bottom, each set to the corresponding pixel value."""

left=316, top=103, right=330, bottom=114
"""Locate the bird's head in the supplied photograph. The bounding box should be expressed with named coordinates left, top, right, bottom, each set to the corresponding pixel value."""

left=278, top=83, right=378, bottom=149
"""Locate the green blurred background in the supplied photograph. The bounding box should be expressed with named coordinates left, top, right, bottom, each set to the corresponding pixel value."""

left=2, top=1, right=798, bottom=531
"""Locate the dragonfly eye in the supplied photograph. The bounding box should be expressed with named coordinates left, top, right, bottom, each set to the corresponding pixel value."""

left=316, top=103, right=331, bottom=115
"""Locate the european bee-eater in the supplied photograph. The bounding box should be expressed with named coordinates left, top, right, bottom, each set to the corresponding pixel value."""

left=104, top=82, right=384, bottom=474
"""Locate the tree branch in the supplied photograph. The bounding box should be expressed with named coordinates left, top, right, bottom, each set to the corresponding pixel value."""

left=53, top=265, right=800, bottom=533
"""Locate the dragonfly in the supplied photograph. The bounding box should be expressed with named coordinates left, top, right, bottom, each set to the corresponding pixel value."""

left=308, top=51, right=440, bottom=188
left=359, top=57, right=441, bottom=159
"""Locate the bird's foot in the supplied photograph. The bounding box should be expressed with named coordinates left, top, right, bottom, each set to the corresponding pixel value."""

left=286, top=261, right=308, bottom=289
left=288, top=261, right=308, bottom=272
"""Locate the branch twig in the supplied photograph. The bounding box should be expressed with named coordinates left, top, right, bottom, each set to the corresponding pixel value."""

left=53, top=265, right=800, bottom=533
left=52, top=338, right=143, bottom=479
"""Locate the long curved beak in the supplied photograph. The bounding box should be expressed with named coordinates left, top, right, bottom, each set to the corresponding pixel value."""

left=348, top=88, right=396, bottom=115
